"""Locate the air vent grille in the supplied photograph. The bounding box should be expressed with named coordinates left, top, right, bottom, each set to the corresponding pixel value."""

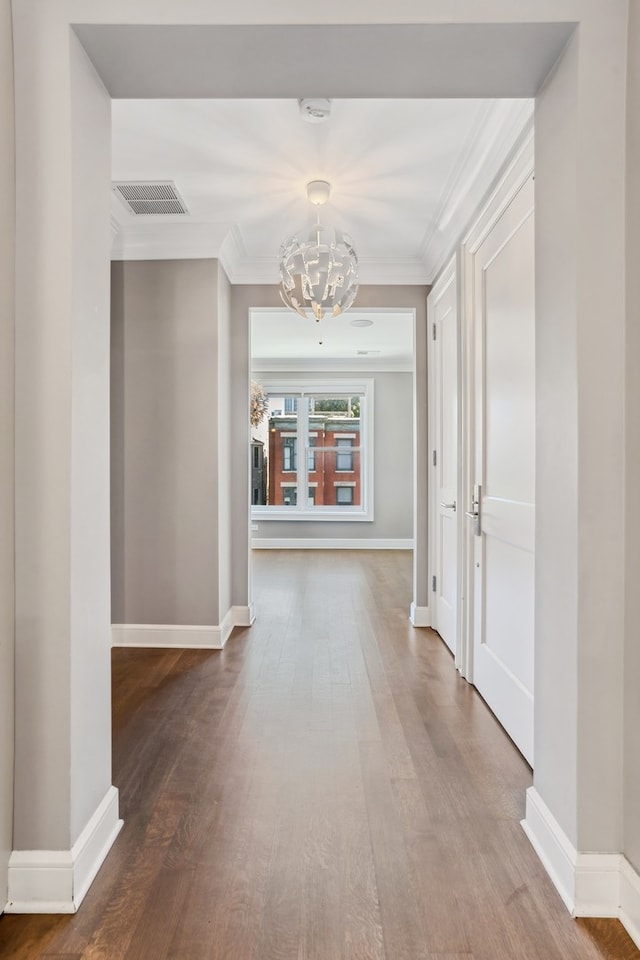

left=113, top=181, right=189, bottom=216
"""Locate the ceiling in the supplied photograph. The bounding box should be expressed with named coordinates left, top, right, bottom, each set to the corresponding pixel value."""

left=111, top=96, right=534, bottom=283
left=77, top=22, right=571, bottom=100
left=251, top=308, right=415, bottom=371
left=76, top=18, right=567, bottom=283
left=87, top=18, right=551, bottom=363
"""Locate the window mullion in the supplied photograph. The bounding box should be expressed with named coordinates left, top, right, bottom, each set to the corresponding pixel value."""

left=297, top=395, right=309, bottom=512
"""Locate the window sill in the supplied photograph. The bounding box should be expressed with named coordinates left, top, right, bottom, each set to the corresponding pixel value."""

left=251, top=508, right=373, bottom=522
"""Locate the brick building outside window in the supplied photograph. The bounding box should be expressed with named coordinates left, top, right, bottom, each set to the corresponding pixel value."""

left=268, top=415, right=361, bottom=508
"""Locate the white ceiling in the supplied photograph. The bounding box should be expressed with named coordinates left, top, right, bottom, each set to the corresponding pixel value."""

left=111, top=97, right=534, bottom=282
left=251, top=308, right=415, bottom=370
left=88, top=18, right=547, bottom=363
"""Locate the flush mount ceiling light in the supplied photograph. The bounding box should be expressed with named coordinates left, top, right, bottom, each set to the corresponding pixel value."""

left=350, top=318, right=374, bottom=327
left=279, top=180, right=359, bottom=323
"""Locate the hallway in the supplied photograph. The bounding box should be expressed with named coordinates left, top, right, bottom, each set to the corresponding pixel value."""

left=0, top=550, right=636, bottom=959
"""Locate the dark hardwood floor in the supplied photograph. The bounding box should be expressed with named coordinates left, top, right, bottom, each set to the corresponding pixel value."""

left=1, top=550, right=638, bottom=958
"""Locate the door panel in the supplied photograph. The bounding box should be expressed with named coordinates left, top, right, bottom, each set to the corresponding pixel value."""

left=471, top=174, right=535, bottom=764
left=429, top=263, right=459, bottom=656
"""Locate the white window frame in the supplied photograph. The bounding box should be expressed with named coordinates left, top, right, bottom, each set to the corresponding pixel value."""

left=252, top=379, right=374, bottom=522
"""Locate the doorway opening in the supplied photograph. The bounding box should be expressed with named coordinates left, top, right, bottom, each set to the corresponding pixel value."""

left=249, top=306, right=415, bottom=556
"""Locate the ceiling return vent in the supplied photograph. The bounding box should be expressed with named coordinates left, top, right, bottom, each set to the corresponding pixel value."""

left=112, top=181, right=189, bottom=216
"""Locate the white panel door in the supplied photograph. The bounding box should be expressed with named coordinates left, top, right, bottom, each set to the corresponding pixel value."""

left=428, top=263, right=459, bottom=656
left=470, top=174, right=535, bottom=764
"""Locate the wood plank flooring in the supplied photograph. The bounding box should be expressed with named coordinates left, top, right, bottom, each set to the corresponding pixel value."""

left=1, top=550, right=638, bottom=958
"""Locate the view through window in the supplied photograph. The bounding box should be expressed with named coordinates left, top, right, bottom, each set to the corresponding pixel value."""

left=250, top=384, right=372, bottom=519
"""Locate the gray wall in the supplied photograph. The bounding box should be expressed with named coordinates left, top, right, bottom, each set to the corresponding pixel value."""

left=251, top=370, right=413, bottom=541
left=111, top=259, right=221, bottom=626
left=0, top=0, right=14, bottom=904
left=625, top=0, right=640, bottom=875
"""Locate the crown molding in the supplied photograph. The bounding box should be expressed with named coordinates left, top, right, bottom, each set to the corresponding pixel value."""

left=421, top=98, right=534, bottom=283
left=111, top=222, right=431, bottom=284
left=218, top=223, right=247, bottom=280
left=110, top=220, right=232, bottom=261
left=358, top=258, right=430, bottom=285
left=252, top=357, right=413, bottom=373
left=228, top=255, right=429, bottom=286
left=226, top=256, right=280, bottom=284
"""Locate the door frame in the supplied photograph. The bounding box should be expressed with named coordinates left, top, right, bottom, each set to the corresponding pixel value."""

left=427, top=254, right=464, bottom=669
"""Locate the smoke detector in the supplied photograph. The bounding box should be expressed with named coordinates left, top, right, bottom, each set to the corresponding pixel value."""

left=299, top=98, right=331, bottom=123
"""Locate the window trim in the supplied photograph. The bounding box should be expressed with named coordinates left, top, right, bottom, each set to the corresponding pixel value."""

left=252, top=379, right=374, bottom=522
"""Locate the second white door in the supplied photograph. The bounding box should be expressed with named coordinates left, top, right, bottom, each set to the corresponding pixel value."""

left=428, top=261, right=459, bottom=657
left=468, top=172, right=536, bottom=764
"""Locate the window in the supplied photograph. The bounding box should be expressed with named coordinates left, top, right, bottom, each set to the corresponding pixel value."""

left=335, top=486, right=354, bottom=505
left=307, top=436, right=317, bottom=472
left=335, top=438, right=353, bottom=472
left=251, top=380, right=373, bottom=521
left=282, top=486, right=297, bottom=506
left=282, top=437, right=297, bottom=472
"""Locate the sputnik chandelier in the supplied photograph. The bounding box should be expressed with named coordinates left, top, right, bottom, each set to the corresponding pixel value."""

left=279, top=179, right=359, bottom=323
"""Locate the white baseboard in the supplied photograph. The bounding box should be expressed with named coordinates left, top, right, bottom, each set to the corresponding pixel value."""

left=219, top=608, right=235, bottom=647
left=5, top=785, right=123, bottom=914
left=251, top=538, right=413, bottom=550
left=521, top=786, right=640, bottom=948
left=620, top=857, right=640, bottom=948
left=111, top=605, right=255, bottom=650
left=521, top=787, right=578, bottom=912
left=575, top=854, right=621, bottom=917
left=409, top=602, right=431, bottom=627
left=111, top=616, right=246, bottom=650
left=230, top=603, right=255, bottom=627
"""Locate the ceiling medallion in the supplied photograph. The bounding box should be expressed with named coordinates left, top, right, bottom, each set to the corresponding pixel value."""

left=279, top=180, right=359, bottom=323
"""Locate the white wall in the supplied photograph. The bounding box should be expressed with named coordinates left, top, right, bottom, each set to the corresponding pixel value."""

left=229, top=283, right=252, bottom=611
left=531, top=7, right=627, bottom=857
left=251, top=370, right=413, bottom=543
left=0, top=0, right=15, bottom=908
left=12, top=23, right=114, bottom=854
left=624, top=0, right=640, bottom=876
left=217, top=264, right=233, bottom=618
left=533, top=30, right=581, bottom=846
left=68, top=32, right=114, bottom=842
